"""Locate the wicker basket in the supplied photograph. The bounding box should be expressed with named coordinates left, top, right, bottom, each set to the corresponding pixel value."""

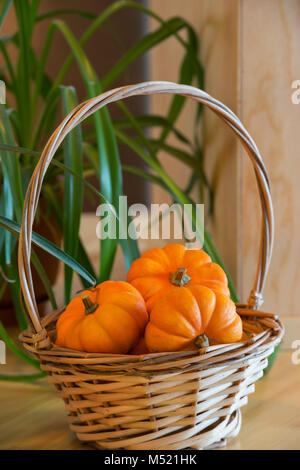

left=19, top=82, right=283, bottom=450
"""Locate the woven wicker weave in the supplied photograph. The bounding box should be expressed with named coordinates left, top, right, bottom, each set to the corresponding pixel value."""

left=19, top=82, right=283, bottom=450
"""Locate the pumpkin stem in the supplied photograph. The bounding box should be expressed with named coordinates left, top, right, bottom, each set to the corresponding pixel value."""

left=194, top=334, right=210, bottom=348
left=169, top=267, right=191, bottom=286
left=82, top=294, right=98, bottom=315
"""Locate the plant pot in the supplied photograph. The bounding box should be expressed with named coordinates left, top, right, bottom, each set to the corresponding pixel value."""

left=0, top=207, right=61, bottom=326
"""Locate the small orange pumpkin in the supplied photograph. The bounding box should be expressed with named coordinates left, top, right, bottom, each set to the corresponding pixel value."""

left=56, top=281, right=148, bottom=353
left=127, top=244, right=230, bottom=312
left=145, top=285, right=242, bottom=352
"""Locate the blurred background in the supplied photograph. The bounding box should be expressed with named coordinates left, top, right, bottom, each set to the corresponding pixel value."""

left=1, top=1, right=299, bottom=451
left=1, top=0, right=299, bottom=322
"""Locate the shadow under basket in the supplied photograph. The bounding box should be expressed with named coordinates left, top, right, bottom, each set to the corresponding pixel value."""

left=18, top=82, right=284, bottom=450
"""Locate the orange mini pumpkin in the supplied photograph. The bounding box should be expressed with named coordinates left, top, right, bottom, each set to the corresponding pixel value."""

left=56, top=281, right=148, bottom=353
left=127, top=244, right=230, bottom=312
left=145, top=285, right=242, bottom=352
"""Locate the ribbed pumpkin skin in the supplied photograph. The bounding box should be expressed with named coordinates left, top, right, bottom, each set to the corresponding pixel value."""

left=127, top=244, right=230, bottom=312
left=56, top=281, right=148, bottom=353
left=145, top=285, right=242, bottom=352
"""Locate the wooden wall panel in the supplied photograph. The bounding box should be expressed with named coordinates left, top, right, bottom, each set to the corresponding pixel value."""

left=240, top=0, right=300, bottom=315
left=150, top=0, right=300, bottom=316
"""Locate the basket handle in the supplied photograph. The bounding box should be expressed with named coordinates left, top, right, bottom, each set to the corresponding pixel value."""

left=18, top=81, right=273, bottom=347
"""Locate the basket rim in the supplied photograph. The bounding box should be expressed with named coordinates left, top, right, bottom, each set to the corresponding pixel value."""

left=19, top=305, right=284, bottom=370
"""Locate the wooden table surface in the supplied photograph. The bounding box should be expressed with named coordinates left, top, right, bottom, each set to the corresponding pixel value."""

left=0, top=347, right=299, bottom=450
left=0, top=215, right=299, bottom=450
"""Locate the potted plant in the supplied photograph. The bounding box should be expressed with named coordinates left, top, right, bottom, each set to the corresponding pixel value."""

left=0, top=0, right=239, bottom=381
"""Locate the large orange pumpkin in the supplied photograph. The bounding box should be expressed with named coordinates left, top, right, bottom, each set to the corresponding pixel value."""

left=56, top=281, right=148, bottom=353
left=145, top=285, right=242, bottom=352
left=127, top=244, right=230, bottom=312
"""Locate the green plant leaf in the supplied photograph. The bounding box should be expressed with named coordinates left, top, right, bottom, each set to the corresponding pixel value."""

left=146, top=139, right=214, bottom=212
left=123, top=164, right=167, bottom=191
left=31, top=22, right=56, bottom=125
left=113, top=114, right=190, bottom=146
left=0, top=39, right=16, bottom=87
left=51, top=20, right=139, bottom=278
left=33, top=86, right=61, bottom=149
left=0, top=142, right=39, bottom=156
left=2, top=173, right=13, bottom=264
left=14, top=0, right=33, bottom=147
left=117, top=100, right=157, bottom=161
left=102, top=17, right=190, bottom=90
left=159, top=27, right=204, bottom=144
left=40, top=1, right=203, bottom=136
left=42, top=183, right=97, bottom=289
left=0, top=106, right=23, bottom=221
left=6, top=261, right=28, bottom=330
left=47, top=1, right=136, bottom=89
left=184, top=171, right=198, bottom=196
left=49, top=1, right=202, bottom=90
left=0, top=142, right=115, bottom=207
left=0, top=216, right=96, bottom=286
left=0, top=0, right=12, bottom=30
left=61, top=86, right=83, bottom=303
left=115, top=129, right=239, bottom=302
left=82, top=141, right=100, bottom=175
left=48, top=22, right=118, bottom=281
left=36, top=8, right=96, bottom=22
left=89, top=82, right=120, bottom=281
left=31, top=249, right=58, bottom=310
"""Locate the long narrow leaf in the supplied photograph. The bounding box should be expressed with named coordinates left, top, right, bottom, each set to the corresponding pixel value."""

left=0, top=40, right=16, bottom=86
left=49, top=22, right=118, bottom=281
left=102, top=17, right=190, bottom=90
left=31, top=249, right=58, bottom=310
left=159, top=27, right=203, bottom=143
left=52, top=20, right=139, bottom=278
left=61, top=86, right=83, bottom=303
left=6, top=262, right=28, bottom=330
left=14, top=0, right=33, bottom=147
left=35, top=1, right=203, bottom=146
left=0, top=216, right=96, bottom=286
left=0, top=106, right=23, bottom=221
left=31, top=23, right=56, bottom=126
left=147, top=139, right=214, bottom=211
left=0, top=0, right=12, bottom=30
left=3, top=173, right=13, bottom=264
left=113, top=114, right=190, bottom=146
left=37, top=8, right=96, bottom=22
left=123, top=165, right=168, bottom=191
left=42, top=183, right=97, bottom=288
left=0, top=372, right=46, bottom=382
left=0, top=143, right=116, bottom=208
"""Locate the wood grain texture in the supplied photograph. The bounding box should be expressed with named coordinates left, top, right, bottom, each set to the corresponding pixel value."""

left=150, top=0, right=300, bottom=316
left=240, top=0, right=300, bottom=315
